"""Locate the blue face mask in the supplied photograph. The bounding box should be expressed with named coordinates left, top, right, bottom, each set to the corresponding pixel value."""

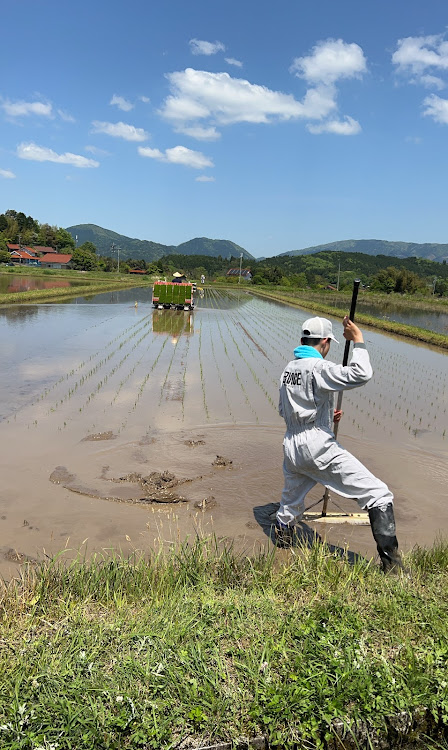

left=294, top=345, right=323, bottom=360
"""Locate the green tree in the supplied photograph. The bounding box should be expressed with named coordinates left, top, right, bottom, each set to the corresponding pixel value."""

left=37, top=223, right=57, bottom=248
left=0, top=249, right=11, bottom=263
left=77, top=241, right=97, bottom=254
left=71, top=248, right=99, bottom=271
left=55, top=228, right=75, bottom=250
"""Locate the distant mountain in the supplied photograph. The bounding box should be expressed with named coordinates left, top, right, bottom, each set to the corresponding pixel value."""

left=66, top=224, right=254, bottom=262
left=176, top=237, right=253, bottom=259
left=279, top=239, right=448, bottom=263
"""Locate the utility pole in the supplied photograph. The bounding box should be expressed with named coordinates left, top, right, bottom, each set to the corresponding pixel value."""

left=337, top=261, right=341, bottom=291
left=238, top=252, right=243, bottom=284
left=111, top=243, right=120, bottom=273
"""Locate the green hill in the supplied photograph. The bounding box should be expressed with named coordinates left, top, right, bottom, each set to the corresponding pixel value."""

left=66, top=225, right=254, bottom=262
left=176, top=237, right=252, bottom=259
left=280, top=239, right=448, bottom=263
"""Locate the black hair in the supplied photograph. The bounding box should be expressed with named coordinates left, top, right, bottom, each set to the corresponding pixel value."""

left=301, top=337, right=324, bottom=346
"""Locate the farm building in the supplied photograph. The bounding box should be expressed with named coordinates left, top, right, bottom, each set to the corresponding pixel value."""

left=39, top=253, right=73, bottom=269
left=226, top=268, right=252, bottom=280
left=9, top=248, right=40, bottom=265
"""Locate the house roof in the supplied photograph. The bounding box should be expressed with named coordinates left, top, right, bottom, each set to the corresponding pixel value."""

left=226, top=268, right=251, bottom=276
left=10, top=249, right=36, bottom=259
left=8, top=244, right=35, bottom=254
left=40, top=254, right=73, bottom=264
left=33, top=246, right=55, bottom=254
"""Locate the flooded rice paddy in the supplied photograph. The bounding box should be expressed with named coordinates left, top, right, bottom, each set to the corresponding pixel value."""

left=1, top=287, right=447, bottom=577
left=0, top=273, right=89, bottom=294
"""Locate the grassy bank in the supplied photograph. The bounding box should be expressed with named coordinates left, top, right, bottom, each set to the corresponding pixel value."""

left=1, top=538, right=447, bottom=749
left=248, top=287, right=448, bottom=350
left=0, top=278, right=151, bottom=305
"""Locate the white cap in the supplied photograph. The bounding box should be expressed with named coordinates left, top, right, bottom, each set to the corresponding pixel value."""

left=301, top=316, right=339, bottom=343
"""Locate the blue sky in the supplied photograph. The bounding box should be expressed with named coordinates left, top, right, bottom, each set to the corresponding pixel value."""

left=1, top=0, right=448, bottom=257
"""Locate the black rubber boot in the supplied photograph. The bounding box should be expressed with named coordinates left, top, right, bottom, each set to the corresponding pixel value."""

left=368, top=505, right=405, bottom=573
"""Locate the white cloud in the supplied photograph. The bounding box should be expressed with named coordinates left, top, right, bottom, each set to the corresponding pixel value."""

left=17, top=142, right=99, bottom=168
left=138, top=147, right=164, bottom=159
left=160, top=68, right=323, bottom=129
left=140, top=95, right=150, bottom=103
left=291, top=39, right=367, bottom=85
left=85, top=145, right=112, bottom=156
left=138, top=144, right=214, bottom=169
left=0, top=168, right=16, bottom=179
left=225, top=57, right=243, bottom=68
left=392, top=35, right=448, bottom=76
left=307, top=116, right=361, bottom=135
left=159, top=57, right=364, bottom=139
left=196, top=175, right=215, bottom=182
left=91, top=120, right=148, bottom=141
left=423, top=94, right=448, bottom=124
left=110, top=94, right=134, bottom=111
left=189, top=39, right=225, bottom=56
left=1, top=99, right=53, bottom=118
left=58, top=109, right=76, bottom=122
left=176, top=125, right=221, bottom=140
left=419, top=74, right=445, bottom=90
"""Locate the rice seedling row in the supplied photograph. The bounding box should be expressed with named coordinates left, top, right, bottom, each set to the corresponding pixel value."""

left=60, top=323, right=157, bottom=428
left=42, top=315, right=155, bottom=424
left=197, top=319, right=210, bottom=421
left=207, top=318, right=236, bottom=423
left=213, top=314, right=260, bottom=422
left=219, top=310, right=278, bottom=412
left=22, top=313, right=153, bottom=416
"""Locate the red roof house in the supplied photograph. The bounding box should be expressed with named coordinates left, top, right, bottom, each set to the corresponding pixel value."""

left=32, top=246, right=55, bottom=255
left=7, top=243, right=36, bottom=254
left=39, top=253, right=73, bottom=268
left=9, top=249, right=39, bottom=264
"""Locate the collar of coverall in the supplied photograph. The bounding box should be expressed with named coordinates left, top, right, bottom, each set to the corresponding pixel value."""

left=294, top=345, right=324, bottom=359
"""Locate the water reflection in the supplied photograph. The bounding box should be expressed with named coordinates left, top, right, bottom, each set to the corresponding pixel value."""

left=64, top=286, right=252, bottom=309
left=0, top=274, right=86, bottom=294
left=321, top=295, right=448, bottom=334
left=0, top=305, right=39, bottom=324
left=152, top=309, right=195, bottom=337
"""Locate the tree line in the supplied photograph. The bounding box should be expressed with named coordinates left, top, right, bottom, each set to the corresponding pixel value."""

left=1, top=209, right=447, bottom=295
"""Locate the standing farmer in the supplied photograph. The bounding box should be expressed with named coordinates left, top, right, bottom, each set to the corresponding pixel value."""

left=276, top=315, right=404, bottom=572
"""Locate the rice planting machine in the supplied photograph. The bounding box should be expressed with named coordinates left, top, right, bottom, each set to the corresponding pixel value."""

left=152, top=281, right=195, bottom=311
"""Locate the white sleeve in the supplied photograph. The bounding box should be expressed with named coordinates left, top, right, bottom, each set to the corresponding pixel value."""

left=313, top=345, right=373, bottom=393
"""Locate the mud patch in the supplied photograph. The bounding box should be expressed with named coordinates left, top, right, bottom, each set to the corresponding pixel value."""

left=4, top=548, right=37, bottom=564
left=114, top=471, right=189, bottom=503
left=138, top=435, right=157, bottom=446
left=194, top=496, right=217, bottom=511
left=50, top=466, right=76, bottom=484
left=82, top=431, right=116, bottom=442
left=53, top=466, right=194, bottom=506
left=212, top=455, right=233, bottom=467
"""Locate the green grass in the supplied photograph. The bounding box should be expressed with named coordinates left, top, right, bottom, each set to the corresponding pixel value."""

left=0, top=538, right=447, bottom=749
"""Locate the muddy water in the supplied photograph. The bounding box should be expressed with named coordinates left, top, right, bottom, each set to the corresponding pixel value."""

left=0, top=290, right=447, bottom=578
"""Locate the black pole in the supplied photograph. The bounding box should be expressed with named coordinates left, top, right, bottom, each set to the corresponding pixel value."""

left=341, top=279, right=361, bottom=367
left=321, top=278, right=361, bottom=516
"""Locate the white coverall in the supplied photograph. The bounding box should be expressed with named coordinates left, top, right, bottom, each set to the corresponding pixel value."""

left=277, top=343, right=393, bottom=527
